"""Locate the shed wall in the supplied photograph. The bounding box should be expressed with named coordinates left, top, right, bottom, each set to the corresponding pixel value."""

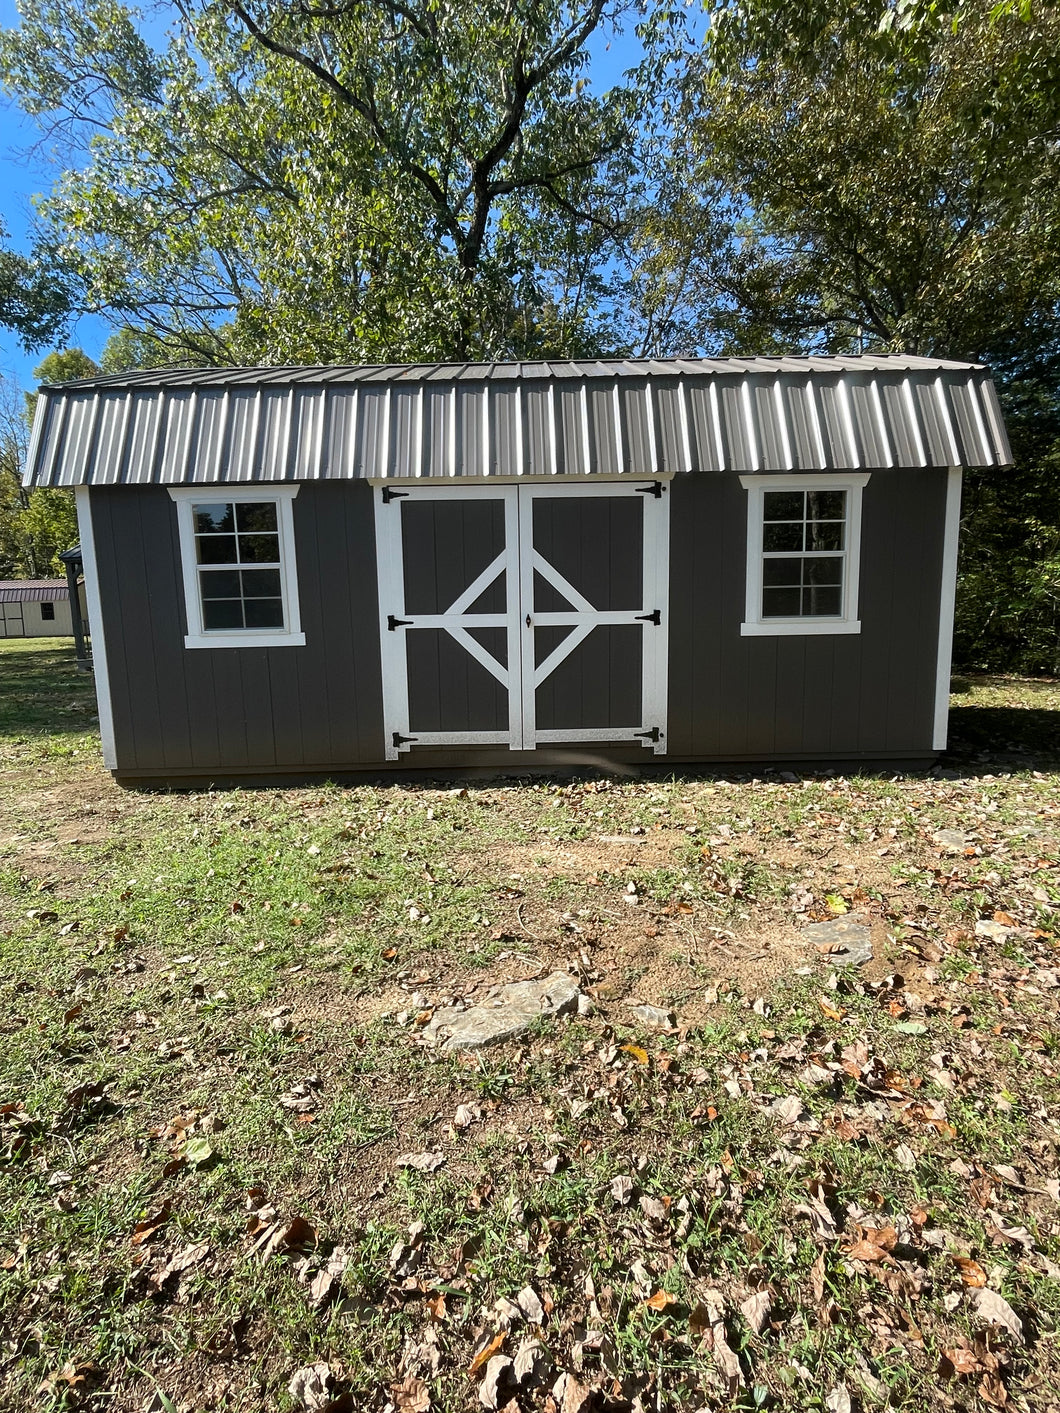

left=666, top=469, right=947, bottom=759
left=0, top=597, right=73, bottom=637
left=88, top=481, right=385, bottom=774
left=87, top=469, right=947, bottom=779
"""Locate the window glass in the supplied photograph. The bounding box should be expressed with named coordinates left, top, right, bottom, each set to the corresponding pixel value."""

left=191, top=499, right=286, bottom=632
left=40, top=601, right=55, bottom=620
left=194, top=503, right=234, bottom=534
left=761, top=488, right=847, bottom=619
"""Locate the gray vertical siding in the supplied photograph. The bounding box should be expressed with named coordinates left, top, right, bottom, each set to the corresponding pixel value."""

left=89, top=469, right=947, bottom=778
left=90, top=481, right=384, bottom=774
left=665, top=469, right=947, bottom=760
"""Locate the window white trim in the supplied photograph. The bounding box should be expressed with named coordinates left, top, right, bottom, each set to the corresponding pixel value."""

left=168, top=486, right=305, bottom=649
left=739, top=473, right=869, bottom=637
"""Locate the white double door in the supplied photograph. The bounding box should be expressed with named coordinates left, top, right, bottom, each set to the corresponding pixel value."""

left=374, top=480, right=670, bottom=758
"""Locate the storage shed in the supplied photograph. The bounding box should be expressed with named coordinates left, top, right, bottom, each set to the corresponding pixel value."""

left=23, top=356, right=1011, bottom=785
left=0, top=579, right=73, bottom=638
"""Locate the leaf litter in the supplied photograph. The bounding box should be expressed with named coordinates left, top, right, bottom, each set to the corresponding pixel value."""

left=1, top=680, right=1059, bottom=1410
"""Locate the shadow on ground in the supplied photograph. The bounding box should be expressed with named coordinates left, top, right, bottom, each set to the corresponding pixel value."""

left=0, top=640, right=97, bottom=736
left=946, top=703, right=1060, bottom=767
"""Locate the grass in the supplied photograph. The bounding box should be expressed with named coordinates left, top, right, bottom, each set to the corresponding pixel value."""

left=0, top=638, right=1058, bottom=1412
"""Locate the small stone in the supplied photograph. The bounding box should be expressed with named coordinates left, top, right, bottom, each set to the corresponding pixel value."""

left=627, top=1002, right=674, bottom=1030
left=422, top=971, right=582, bottom=1051
left=803, top=915, right=873, bottom=967
left=975, top=919, right=1014, bottom=943
left=931, top=828, right=967, bottom=853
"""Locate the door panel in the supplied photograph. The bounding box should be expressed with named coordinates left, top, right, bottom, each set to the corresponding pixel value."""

left=1, top=604, right=24, bottom=637
left=535, top=625, right=643, bottom=730
left=519, top=482, right=669, bottom=750
left=376, top=481, right=669, bottom=758
left=532, top=496, right=644, bottom=609
left=401, top=498, right=507, bottom=614
left=406, top=629, right=509, bottom=732
left=376, top=486, right=522, bottom=757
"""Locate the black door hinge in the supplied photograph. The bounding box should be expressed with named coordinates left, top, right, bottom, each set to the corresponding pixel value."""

left=635, top=609, right=661, bottom=625
left=393, top=731, right=418, bottom=747
left=634, top=726, right=662, bottom=743
left=637, top=482, right=665, bottom=497
left=381, top=487, right=409, bottom=503
left=387, top=614, right=411, bottom=631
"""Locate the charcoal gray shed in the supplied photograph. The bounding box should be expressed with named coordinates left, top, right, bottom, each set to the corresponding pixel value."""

left=24, top=356, right=1010, bottom=783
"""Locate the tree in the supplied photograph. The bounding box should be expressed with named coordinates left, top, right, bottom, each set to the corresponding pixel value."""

left=0, top=376, right=34, bottom=579
left=636, top=0, right=1060, bottom=360
left=627, top=0, right=1060, bottom=671
left=0, top=0, right=639, bottom=364
left=0, top=351, right=95, bottom=579
left=0, top=218, right=69, bottom=350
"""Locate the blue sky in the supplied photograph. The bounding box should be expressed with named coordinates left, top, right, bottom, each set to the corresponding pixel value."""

left=0, top=0, right=113, bottom=386
left=0, top=2, right=645, bottom=391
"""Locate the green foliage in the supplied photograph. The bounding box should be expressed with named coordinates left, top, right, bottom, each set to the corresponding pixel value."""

left=32, top=348, right=100, bottom=385
left=99, top=325, right=208, bottom=374
left=631, top=0, right=1060, bottom=673
left=641, top=0, right=1060, bottom=358
left=0, top=0, right=637, bottom=363
left=0, top=218, right=69, bottom=350
left=0, top=352, right=94, bottom=578
left=955, top=381, right=1060, bottom=674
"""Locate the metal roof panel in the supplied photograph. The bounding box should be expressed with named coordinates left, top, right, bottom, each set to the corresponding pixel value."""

left=24, top=356, right=1012, bottom=487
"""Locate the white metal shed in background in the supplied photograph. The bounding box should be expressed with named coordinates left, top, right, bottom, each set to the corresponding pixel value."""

left=0, top=580, right=73, bottom=638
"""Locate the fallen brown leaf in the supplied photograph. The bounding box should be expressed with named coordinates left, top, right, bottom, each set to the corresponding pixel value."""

left=392, top=1375, right=430, bottom=1413
left=130, top=1201, right=172, bottom=1246
left=953, top=1256, right=987, bottom=1288
left=468, top=1332, right=506, bottom=1375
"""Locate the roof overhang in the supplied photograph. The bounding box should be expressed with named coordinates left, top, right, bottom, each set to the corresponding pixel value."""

left=24, top=356, right=1012, bottom=489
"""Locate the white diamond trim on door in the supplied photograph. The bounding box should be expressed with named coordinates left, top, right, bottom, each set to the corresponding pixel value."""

left=374, top=479, right=670, bottom=758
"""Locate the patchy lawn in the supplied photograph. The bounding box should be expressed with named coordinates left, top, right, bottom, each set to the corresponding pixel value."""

left=1, top=638, right=1058, bottom=1413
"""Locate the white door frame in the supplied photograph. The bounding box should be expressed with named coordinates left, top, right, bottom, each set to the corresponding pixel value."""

left=373, top=478, right=670, bottom=758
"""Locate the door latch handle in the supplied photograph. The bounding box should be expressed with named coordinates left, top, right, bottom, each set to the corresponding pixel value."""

left=525, top=613, right=531, bottom=628
left=636, top=609, right=661, bottom=625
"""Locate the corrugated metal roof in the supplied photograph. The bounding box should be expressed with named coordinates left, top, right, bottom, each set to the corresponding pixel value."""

left=0, top=579, right=70, bottom=603
left=24, top=356, right=1012, bottom=488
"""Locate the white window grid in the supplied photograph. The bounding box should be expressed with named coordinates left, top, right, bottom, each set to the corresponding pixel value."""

left=168, top=486, right=305, bottom=649
left=739, top=473, right=870, bottom=637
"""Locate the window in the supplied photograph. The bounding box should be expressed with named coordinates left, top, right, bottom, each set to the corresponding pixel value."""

left=40, top=602, right=55, bottom=620
left=169, top=487, right=305, bottom=649
left=740, top=473, right=869, bottom=636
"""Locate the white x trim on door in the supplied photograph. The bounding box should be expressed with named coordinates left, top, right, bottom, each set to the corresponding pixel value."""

left=374, top=480, right=670, bottom=758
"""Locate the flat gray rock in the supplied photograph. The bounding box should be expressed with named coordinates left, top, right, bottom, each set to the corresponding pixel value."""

left=626, top=1002, right=675, bottom=1029
left=422, top=971, right=581, bottom=1051
left=932, top=828, right=968, bottom=853
left=803, top=915, right=874, bottom=967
